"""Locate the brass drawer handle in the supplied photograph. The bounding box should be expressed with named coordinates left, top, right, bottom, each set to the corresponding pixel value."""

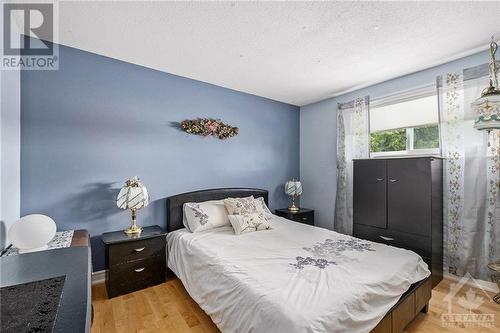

left=134, top=267, right=145, bottom=273
left=134, top=247, right=146, bottom=252
left=379, top=235, right=395, bottom=241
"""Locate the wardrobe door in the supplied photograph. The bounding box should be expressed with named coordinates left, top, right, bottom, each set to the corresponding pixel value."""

left=387, top=158, right=431, bottom=237
left=353, top=159, right=387, bottom=229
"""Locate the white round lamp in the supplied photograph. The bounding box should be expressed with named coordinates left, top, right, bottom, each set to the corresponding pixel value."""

left=8, top=214, right=57, bottom=253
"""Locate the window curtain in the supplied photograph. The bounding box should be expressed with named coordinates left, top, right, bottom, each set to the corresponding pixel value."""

left=335, top=96, right=370, bottom=235
left=438, top=68, right=500, bottom=281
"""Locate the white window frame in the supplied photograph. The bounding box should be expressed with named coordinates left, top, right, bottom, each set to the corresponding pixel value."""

left=369, top=84, right=441, bottom=158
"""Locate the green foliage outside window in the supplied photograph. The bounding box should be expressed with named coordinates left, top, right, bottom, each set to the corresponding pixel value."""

left=414, top=125, right=439, bottom=149
left=370, top=129, right=406, bottom=152
left=370, top=124, right=440, bottom=153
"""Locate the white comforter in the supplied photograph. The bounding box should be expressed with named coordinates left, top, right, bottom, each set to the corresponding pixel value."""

left=167, top=215, right=430, bottom=333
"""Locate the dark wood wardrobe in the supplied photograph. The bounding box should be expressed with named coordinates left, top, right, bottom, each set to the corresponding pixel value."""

left=352, top=157, right=443, bottom=288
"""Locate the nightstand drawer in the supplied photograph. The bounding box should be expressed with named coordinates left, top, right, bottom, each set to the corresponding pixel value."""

left=275, top=208, right=315, bottom=226
left=102, top=226, right=167, bottom=298
left=108, top=236, right=165, bottom=266
left=106, top=255, right=165, bottom=297
left=289, top=211, right=314, bottom=225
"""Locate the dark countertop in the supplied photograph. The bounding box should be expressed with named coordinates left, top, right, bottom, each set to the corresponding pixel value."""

left=0, top=246, right=91, bottom=333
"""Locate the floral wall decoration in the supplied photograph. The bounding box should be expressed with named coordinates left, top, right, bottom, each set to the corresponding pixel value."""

left=180, top=118, right=239, bottom=139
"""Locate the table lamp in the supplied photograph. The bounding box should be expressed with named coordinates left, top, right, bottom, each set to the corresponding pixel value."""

left=285, top=179, right=302, bottom=212
left=472, top=37, right=500, bottom=131
left=8, top=214, right=57, bottom=253
left=116, top=176, right=150, bottom=234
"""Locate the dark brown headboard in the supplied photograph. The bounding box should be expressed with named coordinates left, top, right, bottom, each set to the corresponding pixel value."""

left=166, top=188, right=269, bottom=232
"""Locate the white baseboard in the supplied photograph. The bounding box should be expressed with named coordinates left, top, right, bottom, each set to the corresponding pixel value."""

left=92, top=270, right=106, bottom=285
left=444, top=272, right=499, bottom=293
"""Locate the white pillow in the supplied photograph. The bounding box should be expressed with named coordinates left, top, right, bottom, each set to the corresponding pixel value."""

left=183, top=200, right=230, bottom=233
left=224, top=196, right=257, bottom=215
left=228, top=213, right=272, bottom=235
left=224, top=196, right=272, bottom=220
left=254, top=196, right=272, bottom=219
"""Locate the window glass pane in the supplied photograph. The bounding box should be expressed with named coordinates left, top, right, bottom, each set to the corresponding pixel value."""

left=370, top=129, right=406, bottom=152
left=413, top=124, right=439, bottom=149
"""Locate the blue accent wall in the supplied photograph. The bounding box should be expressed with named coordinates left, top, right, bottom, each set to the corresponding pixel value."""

left=21, top=43, right=300, bottom=271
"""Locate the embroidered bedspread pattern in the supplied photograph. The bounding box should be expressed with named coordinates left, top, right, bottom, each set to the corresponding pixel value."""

left=167, top=216, right=430, bottom=333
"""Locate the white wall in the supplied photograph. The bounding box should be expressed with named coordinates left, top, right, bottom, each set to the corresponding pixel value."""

left=300, top=50, right=490, bottom=230
left=0, top=68, right=21, bottom=250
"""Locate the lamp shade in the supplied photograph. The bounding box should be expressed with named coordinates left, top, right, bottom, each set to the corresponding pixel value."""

left=116, top=176, right=150, bottom=210
left=472, top=94, right=500, bottom=130
left=285, top=180, right=303, bottom=196
left=473, top=37, right=500, bottom=131
left=8, top=214, right=56, bottom=253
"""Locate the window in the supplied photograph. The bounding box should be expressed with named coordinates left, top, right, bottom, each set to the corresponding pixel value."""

left=369, top=89, right=440, bottom=157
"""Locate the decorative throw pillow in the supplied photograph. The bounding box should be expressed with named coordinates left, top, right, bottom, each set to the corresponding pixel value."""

left=254, top=196, right=272, bottom=219
left=183, top=200, right=230, bottom=233
left=223, top=196, right=258, bottom=215
left=224, top=196, right=272, bottom=219
left=228, top=213, right=272, bottom=235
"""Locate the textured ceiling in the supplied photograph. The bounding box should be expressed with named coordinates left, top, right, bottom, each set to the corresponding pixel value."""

left=46, top=1, right=500, bottom=105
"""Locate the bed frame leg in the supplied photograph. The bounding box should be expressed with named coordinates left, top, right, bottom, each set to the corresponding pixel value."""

left=420, top=303, right=429, bottom=314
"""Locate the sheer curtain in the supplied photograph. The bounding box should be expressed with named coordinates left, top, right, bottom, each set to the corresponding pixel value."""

left=438, top=68, right=500, bottom=281
left=335, top=96, right=370, bottom=235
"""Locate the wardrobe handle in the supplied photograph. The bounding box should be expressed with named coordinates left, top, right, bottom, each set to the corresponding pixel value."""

left=134, top=247, right=146, bottom=252
left=389, top=179, right=398, bottom=183
left=379, top=235, right=395, bottom=241
left=376, top=178, right=385, bottom=182
left=134, top=267, right=145, bottom=273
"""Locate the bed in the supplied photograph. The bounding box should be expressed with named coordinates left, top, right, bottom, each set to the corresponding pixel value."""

left=166, top=188, right=432, bottom=333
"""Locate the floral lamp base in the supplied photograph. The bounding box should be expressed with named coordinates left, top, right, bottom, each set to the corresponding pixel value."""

left=288, top=195, right=300, bottom=212
left=124, top=209, right=143, bottom=235
left=124, top=224, right=143, bottom=235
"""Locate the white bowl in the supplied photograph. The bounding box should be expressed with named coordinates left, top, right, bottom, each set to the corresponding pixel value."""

left=8, top=214, right=57, bottom=253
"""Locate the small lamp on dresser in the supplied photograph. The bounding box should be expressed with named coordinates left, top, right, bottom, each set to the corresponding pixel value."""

left=285, top=179, right=303, bottom=212
left=116, top=176, right=150, bottom=235
left=8, top=214, right=57, bottom=253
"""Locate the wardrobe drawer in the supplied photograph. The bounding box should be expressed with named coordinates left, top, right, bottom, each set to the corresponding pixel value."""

left=353, top=223, right=386, bottom=243
left=108, top=236, right=165, bottom=267
left=389, top=229, right=432, bottom=259
left=353, top=224, right=431, bottom=258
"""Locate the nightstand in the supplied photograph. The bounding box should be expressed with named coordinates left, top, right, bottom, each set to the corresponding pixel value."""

left=101, top=225, right=167, bottom=298
left=275, top=208, right=314, bottom=226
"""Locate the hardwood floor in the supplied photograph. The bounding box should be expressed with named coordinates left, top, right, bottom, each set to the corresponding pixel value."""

left=92, top=277, right=500, bottom=333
